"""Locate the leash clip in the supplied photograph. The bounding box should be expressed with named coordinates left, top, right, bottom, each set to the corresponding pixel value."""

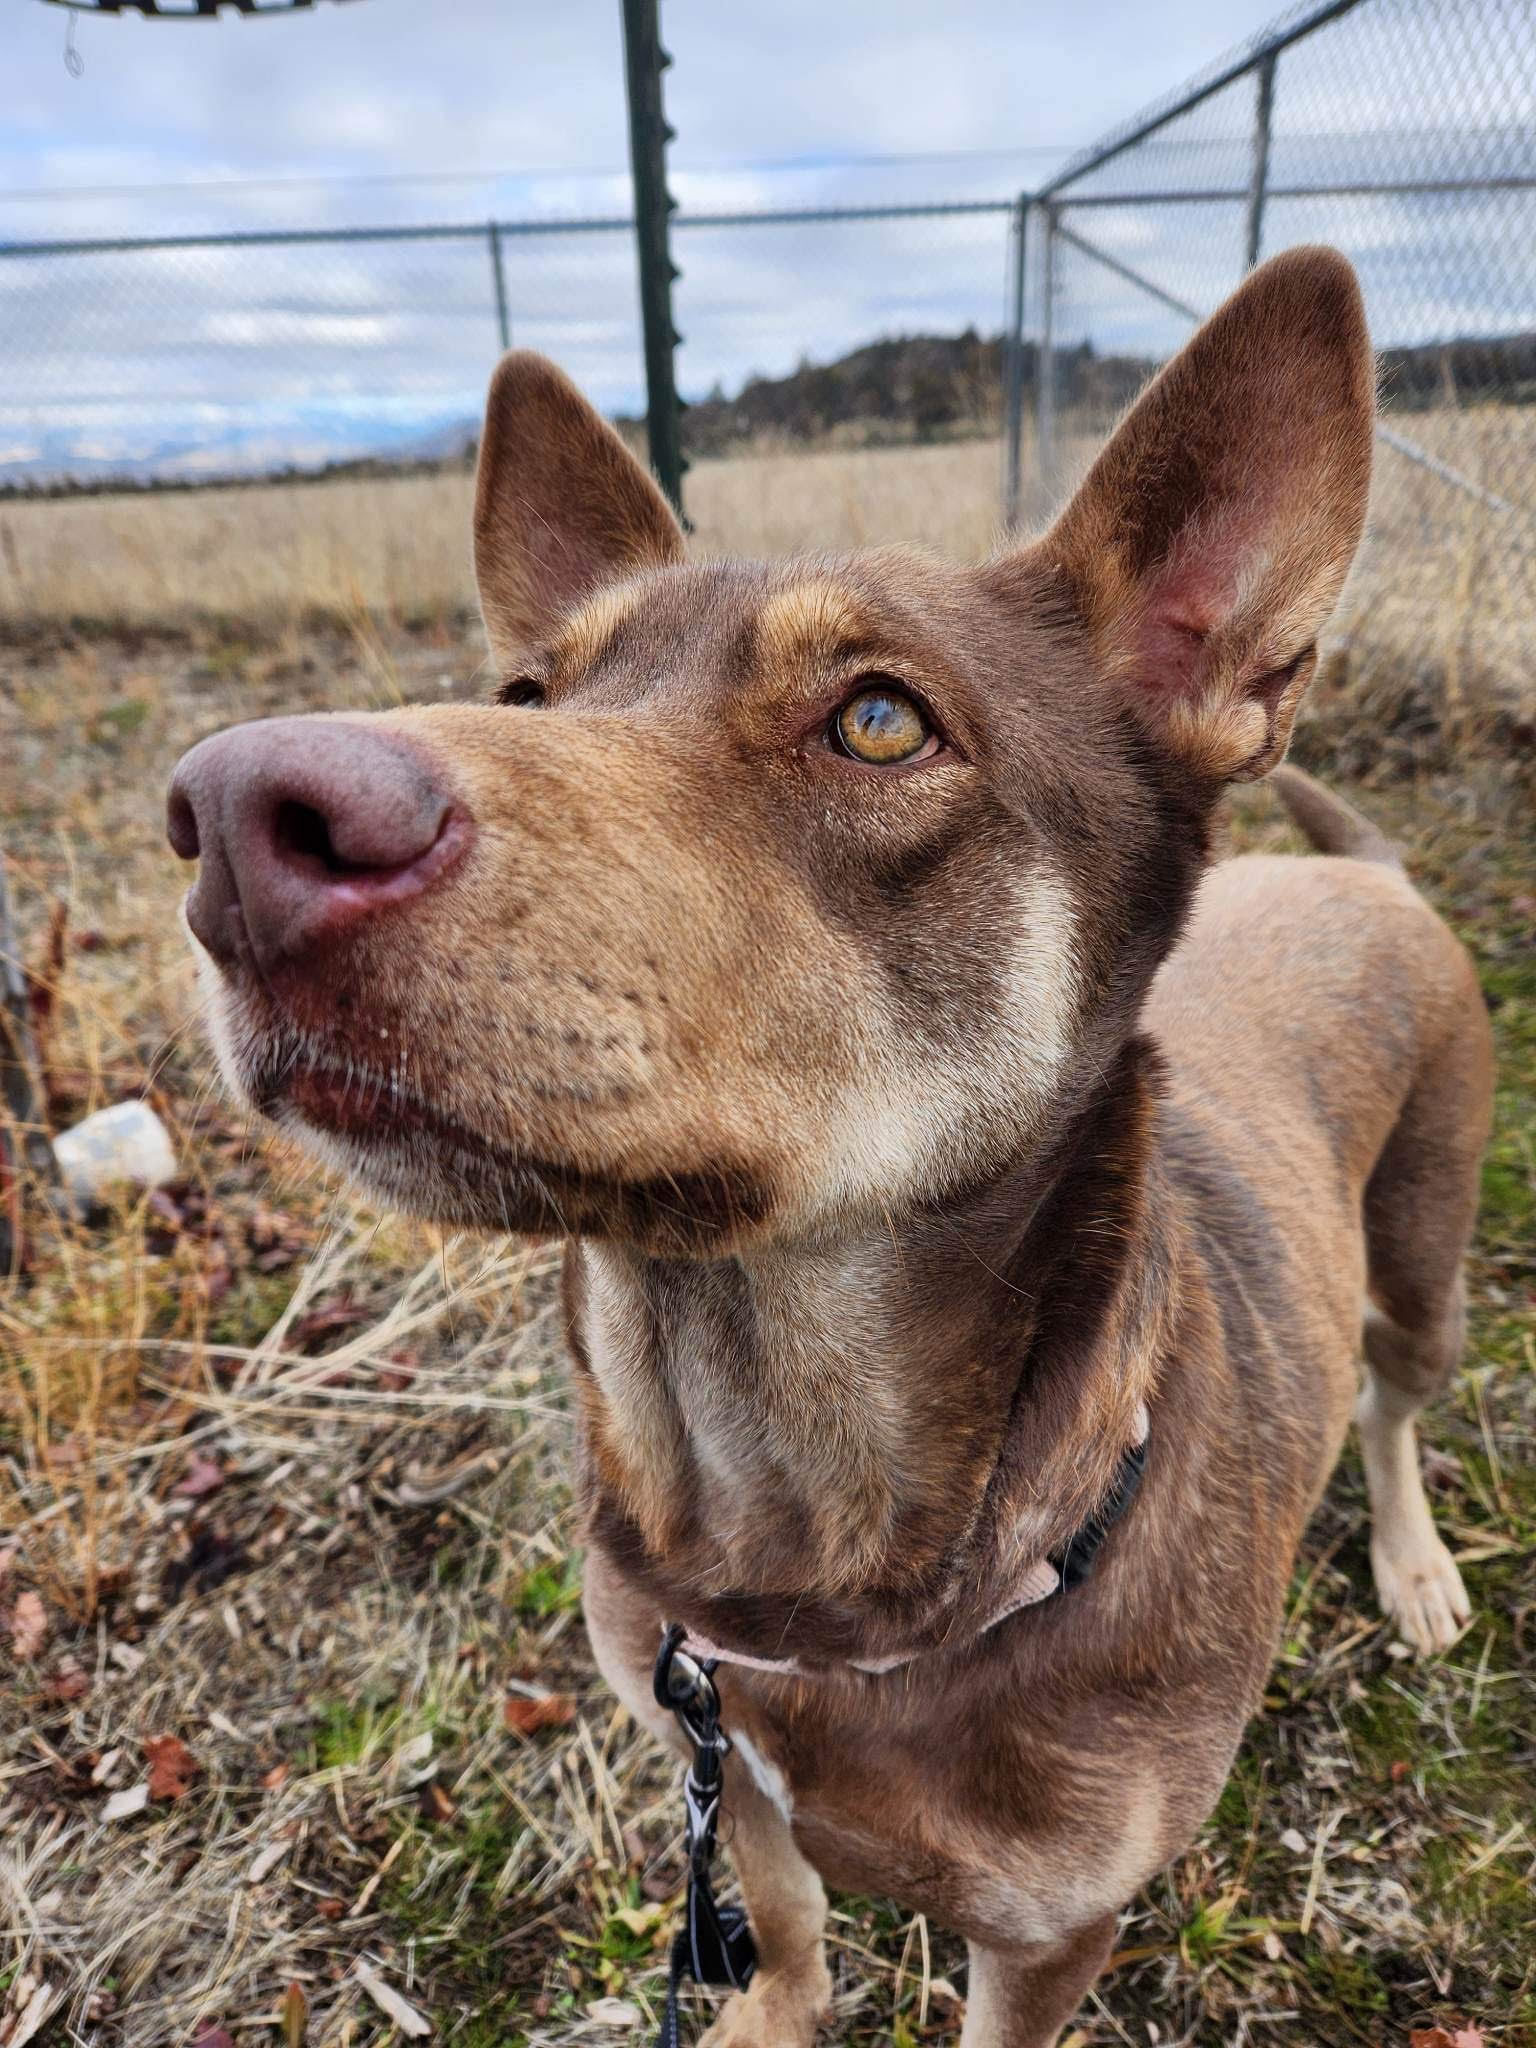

left=654, top=1622, right=731, bottom=1761
left=650, top=1624, right=758, bottom=2046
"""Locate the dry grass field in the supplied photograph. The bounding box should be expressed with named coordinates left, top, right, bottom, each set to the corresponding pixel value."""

left=0, top=441, right=1532, bottom=2048
left=4, top=413, right=1531, bottom=752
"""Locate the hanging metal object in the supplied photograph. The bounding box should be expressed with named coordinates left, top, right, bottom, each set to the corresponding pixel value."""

left=40, top=2, right=365, bottom=17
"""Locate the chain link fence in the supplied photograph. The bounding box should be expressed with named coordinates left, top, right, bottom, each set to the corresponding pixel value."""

left=1006, top=0, right=1536, bottom=748
left=0, top=205, right=1015, bottom=488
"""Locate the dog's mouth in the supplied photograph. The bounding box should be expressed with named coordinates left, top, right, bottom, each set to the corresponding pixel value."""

left=279, top=1061, right=477, bottom=1153
left=227, top=1011, right=775, bottom=1253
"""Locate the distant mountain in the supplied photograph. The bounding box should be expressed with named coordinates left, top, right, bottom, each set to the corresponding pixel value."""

left=0, top=407, right=480, bottom=492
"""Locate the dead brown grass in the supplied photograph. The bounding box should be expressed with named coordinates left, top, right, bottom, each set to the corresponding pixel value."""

left=0, top=441, right=1004, bottom=629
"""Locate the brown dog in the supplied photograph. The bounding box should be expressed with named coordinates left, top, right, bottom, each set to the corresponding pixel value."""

left=167, top=247, right=1492, bottom=2046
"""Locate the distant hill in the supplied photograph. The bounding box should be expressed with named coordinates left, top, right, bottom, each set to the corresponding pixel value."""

left=669, top=331, right=1017, bottom=456
left=664, top=326, right=1536, bottom=461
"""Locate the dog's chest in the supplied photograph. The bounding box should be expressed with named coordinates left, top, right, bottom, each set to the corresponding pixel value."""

left=721, top=1676, right=1222, bottom=1949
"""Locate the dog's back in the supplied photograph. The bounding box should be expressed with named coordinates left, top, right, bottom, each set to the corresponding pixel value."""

left=1146, top=767, right=1492, bottom=1641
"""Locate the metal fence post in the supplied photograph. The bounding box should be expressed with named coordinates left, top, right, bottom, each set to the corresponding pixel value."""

left=487, top=221, right=511, bottom=352
left=620, top=0, right=686, bottom=517
left=1002, top=193, right=1029, bottom=529
left=1244, top=50, right=1277, bottom=270
left=1036, top=203, right=1057, bottom=493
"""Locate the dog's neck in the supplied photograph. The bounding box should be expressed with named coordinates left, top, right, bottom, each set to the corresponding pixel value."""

left=571, top=1038, right=1175, bottom=1666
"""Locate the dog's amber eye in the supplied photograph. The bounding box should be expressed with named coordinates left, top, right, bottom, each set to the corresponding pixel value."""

left=833, top=685, right=935, bottom=765
left=497, top=678, right=545, bottom=708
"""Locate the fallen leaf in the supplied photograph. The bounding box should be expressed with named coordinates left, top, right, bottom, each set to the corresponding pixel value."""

left=315, top=1897, right=345, bottom=1921
left=585, top=2000, right=640, bottom=2028
left=1390, top=1759, right=1411, bottom=1783
left=46, top=1655, right=89, bottom=1703
left=102, top=1782, right=150, bottom=1823
left=376, top=1348, right=419, bottom=1393
left=503, top=1693, right=576, bottom=1737
left=353, top=1960, right=430, bottom=2038
left=145, top=1734, right=198, bottom=1801
left=282, top=1979, right=307, bottom=2048
left=10, top=1591, right=47, bottom=1661
left=5, top=1982, right=59, bottom=2048
left=175, top=1455, right=226, bottom=1499
left=1454, top=2030, right=1486, bottom=2048
left=1421, top=1444, right=1463, bottom=1491
left=261, top=1762, right=290, bottom=1791
left=421, top=1781, right=457, bottom=1823
left=1410, top=2031, right=1456, bottom=2048
left=292, top=1293, right=369, bottom=1347
left=247, top=1837, right=294, bottom=1884
left=610, top=1900, right=667, bottom=1939
left=190, top=2027, right=236, bottom=2048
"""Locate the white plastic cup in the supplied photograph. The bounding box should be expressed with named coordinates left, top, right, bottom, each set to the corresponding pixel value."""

left=52, top=1100, right=178, bottom=1207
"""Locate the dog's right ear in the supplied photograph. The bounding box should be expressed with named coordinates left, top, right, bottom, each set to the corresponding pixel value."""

left=473, top=352, right=684, bottom=670
left=994, top=247, right=1373, bottom=783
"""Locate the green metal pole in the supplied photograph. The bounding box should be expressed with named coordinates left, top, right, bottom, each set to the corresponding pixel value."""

left=488, top=220, right=511, bottom=351
left=620, top=0, right=686, bottom=516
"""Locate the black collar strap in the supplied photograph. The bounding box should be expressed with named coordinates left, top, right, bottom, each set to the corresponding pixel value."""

left=1051, top=1432, right=1149, bottom=1590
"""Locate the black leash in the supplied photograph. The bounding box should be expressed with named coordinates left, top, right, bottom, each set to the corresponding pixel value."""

left=651, top=1625, right=758, bottom=2048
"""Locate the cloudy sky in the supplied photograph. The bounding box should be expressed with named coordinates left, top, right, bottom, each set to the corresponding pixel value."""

left=4, top=0, right=1289, bottom=226
left=2, top=0, right=1529, bottom=477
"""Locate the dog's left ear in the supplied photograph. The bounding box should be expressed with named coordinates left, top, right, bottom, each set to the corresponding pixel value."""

left=474, top=351, right=684, bottom=669
left=1005, top=246, right=1374, bottom=782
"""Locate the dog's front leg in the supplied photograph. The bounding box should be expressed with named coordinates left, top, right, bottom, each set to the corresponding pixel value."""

left=698, top=1759, right=832, bottom=2048
left=959, top=1913, right=1118, bottom=2048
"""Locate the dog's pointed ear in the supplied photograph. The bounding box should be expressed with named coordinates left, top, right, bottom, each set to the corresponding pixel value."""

left=473, top=352, right=684, bottom=668
left=1008, top=246, right=1374, bottom=782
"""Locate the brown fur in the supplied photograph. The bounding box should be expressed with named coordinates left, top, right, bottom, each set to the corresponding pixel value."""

left=171, top=249, right=1494, bottom=2046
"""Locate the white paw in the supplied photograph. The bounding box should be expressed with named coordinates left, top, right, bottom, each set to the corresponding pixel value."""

left=696, top=1961, right=831, bottom=2048
left=1371, top=1525, right=1471, bottom=1655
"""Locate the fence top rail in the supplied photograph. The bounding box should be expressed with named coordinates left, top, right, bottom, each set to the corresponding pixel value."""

left=1038, top=0, right=1369, bottom=200
left=1050, top=174, right=1536, bottom=209
left=0, top=197, right=1016, bottom=263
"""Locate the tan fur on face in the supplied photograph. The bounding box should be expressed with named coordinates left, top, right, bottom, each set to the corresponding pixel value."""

left=755, top=577, right=877, bottom=672
left=545, top=581, right=647, bottom=680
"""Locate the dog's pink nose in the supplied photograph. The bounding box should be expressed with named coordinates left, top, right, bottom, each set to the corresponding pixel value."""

left=167, top=716, right=468, bottom=975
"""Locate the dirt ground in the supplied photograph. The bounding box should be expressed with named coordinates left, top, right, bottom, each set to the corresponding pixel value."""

left=0, top=606, right=1532, bottom=2048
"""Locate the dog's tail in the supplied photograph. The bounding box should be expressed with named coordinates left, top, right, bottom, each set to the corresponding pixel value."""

left=1267, top=763, right=1401, bottom=868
